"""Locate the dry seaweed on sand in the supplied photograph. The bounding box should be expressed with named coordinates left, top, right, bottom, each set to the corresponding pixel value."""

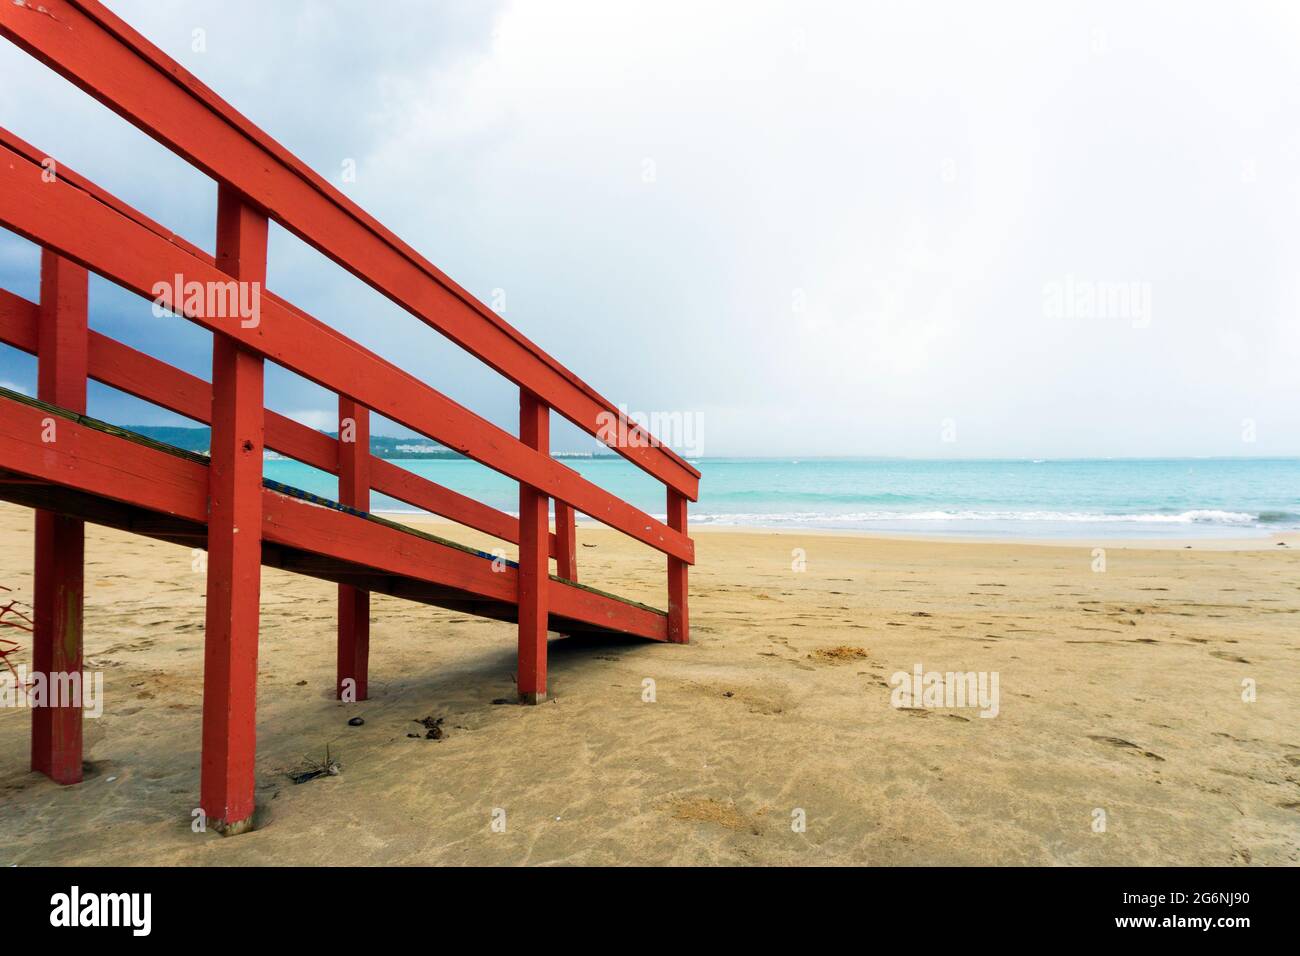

left=808, top=645, right=869, bottom=663
left=287, top=745, right=342, bottom=784
left=414, top=715, right=446, bottom=740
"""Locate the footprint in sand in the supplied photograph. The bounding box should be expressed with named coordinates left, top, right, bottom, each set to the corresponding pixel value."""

left=706, top=681, right=793, bottom=715
left=1210, top=650, right=1252, bottom=664
left=1088, top=735, right=1165, bottom=761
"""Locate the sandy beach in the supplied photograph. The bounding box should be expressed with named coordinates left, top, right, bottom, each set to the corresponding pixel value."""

left=0, top=500, right=1296, bottom=866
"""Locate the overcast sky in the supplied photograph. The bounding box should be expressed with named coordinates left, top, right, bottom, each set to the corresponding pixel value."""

left=1, top=0, right=1298, bottom=458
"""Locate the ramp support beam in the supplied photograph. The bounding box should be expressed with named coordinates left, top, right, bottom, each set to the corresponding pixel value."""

left=517, top=391, right=550, bottom=704
left=337, top=398, right=370, bottom=701
left=199, top=185, right=268, bottom=835
left=30, top=250, right=88, bottom=785
left=667, top=489, right=689, bottom=644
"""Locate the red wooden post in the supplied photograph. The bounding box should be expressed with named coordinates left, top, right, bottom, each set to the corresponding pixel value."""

left=517, top=391, right=549, bottom=704
left=667, top=489, right=689, bottom=644
left=554, top=501, right=577, bottom=582
left=337, top=397, right=370, bottom=701
left=30, top=251, right=88, bottom=785
left=200, top=185, right=267, bottom=835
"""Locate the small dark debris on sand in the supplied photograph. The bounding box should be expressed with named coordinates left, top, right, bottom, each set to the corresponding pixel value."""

left=1088, top=735, right=1164, bottom=761
left=347, top=716, right=364, bottom=727
left=491, top=697, right=512, bottom=705
left=288, top=746, right=341, bottom=784
left=414, top=715, right=446, bottom=740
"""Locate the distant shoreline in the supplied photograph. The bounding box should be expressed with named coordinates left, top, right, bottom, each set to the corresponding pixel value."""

left=121, top=427, right=1300, bottom=463
left=375, top=510, right=1293, bottom=550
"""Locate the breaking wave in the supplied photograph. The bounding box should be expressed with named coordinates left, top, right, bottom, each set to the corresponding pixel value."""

left=689, top=509, right=1279, bottom=527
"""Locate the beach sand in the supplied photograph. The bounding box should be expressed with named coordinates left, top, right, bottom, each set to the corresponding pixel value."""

left=0, top=500, right=1296, bottom=865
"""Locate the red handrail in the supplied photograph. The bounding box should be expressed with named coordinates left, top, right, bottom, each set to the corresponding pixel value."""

left=0, top=1, right=695, bottom=833
left=0, top=0, right=700, bottom=500
left=0, top=286, right=560, bottom=555
left=0, top=133, right=694, bottom=562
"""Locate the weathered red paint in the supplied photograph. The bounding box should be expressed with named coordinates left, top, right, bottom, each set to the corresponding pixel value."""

left=0, top=0, right=700, bottom=502
left=517, top=392, right=550, bottom=704
left=667, top=489, right=690, bottom=644
left=0, top=394, right=673, bottom=642
left=199, top=186, right=268, bottom=834
left=0, top=138, right=693, bottom=563
left=30, top=250, right=87, bottom=785
left=554, top=501, right=577, bottom=582
left=0, top=3, right=698, bottom=830
left=337, top=398, right=370, bottom=701
left=0, top=286, right=563, bottom=557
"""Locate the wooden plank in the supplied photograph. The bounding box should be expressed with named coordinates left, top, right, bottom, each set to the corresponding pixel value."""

left=0, top=127, right=569, bottom=561
left=263, top=495, right=514, bottom=604
left=548, top=574, right=667, bottom=642
left=0, top=0, right=700, bottom=501
left=336, top=397, right=369, bottom=701
left=0, top=297, right=567, bottom=553
left=199, top=187, right=266, bottom=836
left=516, top=392, right=550, bottom=703
left=0, top=397, right=209, bottom=519
left=0, top=463, right=669, bottom=643
left=0, top=392, right=670, bottom=641
left=667, top=489, right=689, bottom=644
left=0, top=144, right=694, bottom=564
left=368, top=457, right=557, bottom=554
left=30, top=251, right=87, bottom=785
left=555, top=501, right=578, bottom=583
left=0, top=479, right=199, bottom=542
left=35, top=253, right=87, bottom=412
left=0, top=289, right=567, bottom=555
left=264, top=497, right=668, bottom=640
left=0, top=287, right=38, bottom=351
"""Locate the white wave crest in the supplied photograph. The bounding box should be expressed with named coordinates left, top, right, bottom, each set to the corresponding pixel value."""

left=688, top=509, right=1262, bottom=526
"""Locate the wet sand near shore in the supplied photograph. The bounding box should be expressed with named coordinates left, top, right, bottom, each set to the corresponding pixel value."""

left=0, top=502, right=1296, bottom=865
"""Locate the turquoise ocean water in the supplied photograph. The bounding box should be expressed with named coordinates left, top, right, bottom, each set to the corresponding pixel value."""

left=264, top=456, right=1300, bottom=540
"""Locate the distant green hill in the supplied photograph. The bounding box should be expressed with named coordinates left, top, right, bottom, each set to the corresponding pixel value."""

left=128, top=425, right=613, bottom=460
left=129, top=425, right=465, bottom=459
left=130, top=425, right=214, bottom=453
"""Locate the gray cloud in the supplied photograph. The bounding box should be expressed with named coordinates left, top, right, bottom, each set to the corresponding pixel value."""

left=1, top=0, right=1297, bottom=458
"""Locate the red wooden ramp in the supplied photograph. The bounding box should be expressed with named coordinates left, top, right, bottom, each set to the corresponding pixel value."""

left=0, top=0, right=698, bottom=835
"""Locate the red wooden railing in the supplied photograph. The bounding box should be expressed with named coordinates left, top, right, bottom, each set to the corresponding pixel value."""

left=0, top=0, right=697, bottom=834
